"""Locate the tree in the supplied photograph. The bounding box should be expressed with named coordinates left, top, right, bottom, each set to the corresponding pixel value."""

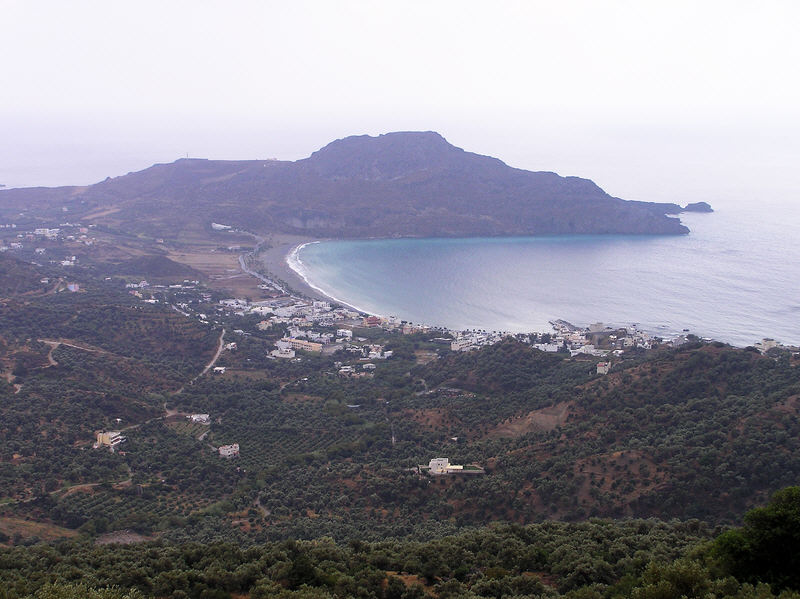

left=713, top=486, right=800, bottom=591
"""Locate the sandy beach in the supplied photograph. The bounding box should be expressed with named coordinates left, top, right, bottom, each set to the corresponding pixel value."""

left=256, top=233, right=330, bottom=301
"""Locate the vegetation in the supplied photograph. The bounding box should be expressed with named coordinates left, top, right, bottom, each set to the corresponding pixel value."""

left=2, top=250, right=800, bottom=598
left=714, top=486, right=800, bottom=592
left=4, top=496, right=800, bottom=598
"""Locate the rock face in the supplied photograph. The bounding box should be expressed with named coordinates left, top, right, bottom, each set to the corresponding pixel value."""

left=0, top=131, right=696, bottom=238
left=683, top=202, right=714, bottom=213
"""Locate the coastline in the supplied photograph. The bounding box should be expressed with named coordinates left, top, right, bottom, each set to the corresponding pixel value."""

left=256, top=233, right=330, bottom=302
left=285, top=242, right=380, bottom=316
left=251, top=229, right=797, bottom=348
left=254, top=233, right=379, bottom=315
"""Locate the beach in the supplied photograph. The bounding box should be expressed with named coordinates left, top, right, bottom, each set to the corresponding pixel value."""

left=283, top=212, right=800, bottom=347
left=256, top=233, right=330, bottom=301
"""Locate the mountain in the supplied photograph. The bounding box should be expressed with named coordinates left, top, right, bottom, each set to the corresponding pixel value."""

left=0, top=131, right=695, bottom=238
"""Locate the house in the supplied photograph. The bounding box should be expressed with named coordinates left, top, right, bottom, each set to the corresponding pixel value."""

left=451, top=338, right=474, bottom=352
left=362, top=315, right=382, bottom=328
left=428, top=457, right=453, bottom=474
left=213, top=366, right=226, bottom=374
left=423, top=457, right=484, bottom=475
left=282, top=337, right=323, bottom=353
left=755, top=338, right=779, bottom=353
left=219, top=443, right=239, bottom=458
left=189, top=414, right=210, bottom=424
left=271, top=339, right=296, bottom=359
left=533, top=343, right=560, bottom=353
left=96, top=431, right=126, bottom=451
left=596, top=362, right=611, bottom=375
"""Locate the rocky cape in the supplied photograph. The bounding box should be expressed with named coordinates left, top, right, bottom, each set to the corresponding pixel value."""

left=0, top=131, right=706, bottom=238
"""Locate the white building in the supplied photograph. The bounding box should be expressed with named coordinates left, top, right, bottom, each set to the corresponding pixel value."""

left=219, top=443, right=239, bottom=458
left=189, top=414, right=210, bottom=424
left=96, top=431, right=126, bottom=451
left=755, top=338, right=779, bottom=353
left=428, top=457, right=451, bottom=474
left=427, top=457, right=463, bottom=474
left=451, top=338, right=475, bottom=352
left=533, top=343, right=560, bottom=353
left=424, top=457, right=483, bottom=475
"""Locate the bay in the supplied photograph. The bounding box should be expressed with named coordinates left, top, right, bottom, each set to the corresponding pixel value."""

left=287, top=202, right=800, bottom=347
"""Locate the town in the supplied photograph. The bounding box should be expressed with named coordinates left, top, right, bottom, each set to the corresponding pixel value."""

left=2, top=218, right=793, bottom=366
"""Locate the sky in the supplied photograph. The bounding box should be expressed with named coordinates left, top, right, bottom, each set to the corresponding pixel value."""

left=2, top=0, right=799, bottom=207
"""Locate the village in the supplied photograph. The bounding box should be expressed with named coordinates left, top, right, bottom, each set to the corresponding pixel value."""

left=6, top=218, right=797, bottom=477
left=2, top=218, right=793, bottom=359
left=0, top=221, right=100, bottom=255
left=3, top=215, right=782, bottom=371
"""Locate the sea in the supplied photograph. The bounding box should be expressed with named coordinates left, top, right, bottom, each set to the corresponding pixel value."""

left=285, top=202, right=800, bottom=348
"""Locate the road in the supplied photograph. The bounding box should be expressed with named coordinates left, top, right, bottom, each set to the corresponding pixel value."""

left=122, top=328, right=226, bottom=431
left=237, top=235, right=288, bottom=294
left=38, top=338, right=108, bottom=368
left=195, top=328, right=226, bottom=380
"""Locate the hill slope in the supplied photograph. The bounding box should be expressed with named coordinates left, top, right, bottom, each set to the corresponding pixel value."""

left=0, top=132, right=692, bottom=239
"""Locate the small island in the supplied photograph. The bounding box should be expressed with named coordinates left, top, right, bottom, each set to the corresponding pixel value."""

left=683, top=201, right=714, bottom=213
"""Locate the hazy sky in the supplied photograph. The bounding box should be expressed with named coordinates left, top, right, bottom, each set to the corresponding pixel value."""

left=2, top=0, right=799, bottom=206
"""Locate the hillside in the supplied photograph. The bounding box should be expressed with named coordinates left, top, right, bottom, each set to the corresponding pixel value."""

left=0, top=254, right=48, bottom=296
left=107, top=254, right=205, bottom=280
left=0, top=132, right=695, bottom=239
left=1, top=250, right=800, bottom=598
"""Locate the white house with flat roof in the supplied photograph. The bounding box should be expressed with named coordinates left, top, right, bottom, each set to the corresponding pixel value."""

left=422, top=457, right=484, bottom=476
left=219, top=443, right=239, bottom=458
left=96, top=431, right=126, bottom=451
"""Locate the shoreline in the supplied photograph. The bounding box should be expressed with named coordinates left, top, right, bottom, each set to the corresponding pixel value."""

left=251, top=233, right=380, bottom=316
left=255, top=233, right=330, bottom=302
left=256, top=236, right=711, bottom=342
left=284, top=241, right=374, bottom=315
left=251, top=234, right=790, bottom=349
